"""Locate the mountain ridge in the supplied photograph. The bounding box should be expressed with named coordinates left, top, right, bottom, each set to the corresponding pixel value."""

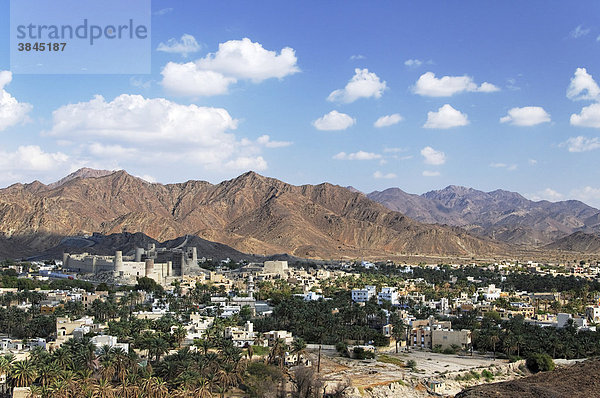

left=368, top=185, right=600, bottom=246
left=0, top=169, right=503, bottom=259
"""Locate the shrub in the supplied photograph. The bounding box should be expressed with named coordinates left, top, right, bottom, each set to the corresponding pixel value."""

left=526, top=353, right=555, bottom=373
left=335, top=342, right=348, bottom=357
left=481, top=369, right=494, bottom=380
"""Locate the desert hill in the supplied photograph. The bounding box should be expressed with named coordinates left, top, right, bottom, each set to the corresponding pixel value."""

left=0, top=169, right=502, bottom=259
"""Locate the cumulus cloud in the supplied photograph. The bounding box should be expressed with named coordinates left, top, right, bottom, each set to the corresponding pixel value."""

left=567, top=68, right=600, bottom=101
left=422, top=170, right=440, bottom=177
left=333, top=151, right=381, bottom=160
left=500, top=106, right=551, bottom=126
left=196, top=38, right=299, bottom=82
left=47, top=94, right=238, bottom=144
left=0, top=71, right=32, bottom=131
left=257, top=134, right=292, bottom=148
left=0, top=145, right=68, bottom=172
left=45, top=94, right=270, bottom=172
left=404, top=59, right=423, bottom=68
left=373, top=171, right=396, bottom=179
left=561, top=136, right=600, bottom=152
left=528, top=188, right=564, bottom=202
left=570, top=186, right=600, bottom=205
left=157, top=34, right=201, bottom=57
left=223, top=156, right=267, bottom=171
left=423, top=104, right=469, bottom=129
left=160, top=38, right=299, bottom=96
left=374, top=113, right=403, bottom=128
left=161, top=62, right=236, bottom=96
left=327, top=68, right=387, bottom=103
left=570, top=25, right=590, bottom=39
left=490, top=163, right=517, bottom=171
left=413, top=72, right=499, bottom=97
left=570, top=102, right=600, bottom=128
left=313, top=110, right=355, bottom=131
left=420, top=146, right=446, bottom=165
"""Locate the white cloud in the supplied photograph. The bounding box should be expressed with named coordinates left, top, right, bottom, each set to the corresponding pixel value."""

left=350, top=54, right=365, bottom=60
left=373, top=171, right=396, bottom=179
left=570, top=25, right=590, bottom=39
left=313, top=110, right=355, bottom=131
left=160, top=38, right=299, bottom=96
left=154, top=8, right=173, bottom=16
left=44, top=94, right=274, bottom=173
left=404, top=59, right=423, bottom=68
left=374, top=113, right=403, bottom=128
left=137, top=174, right=157, bottom=183
left=196, top=38, right=299, bottom=82
left=570, top=186, right=600, bottom=205
left=257, top=134, right=292, bottom=148
left=528, top=188, right=564, bottom=202
left=566, top=68, right=600, bottom=101
left=420, top=146, right=446, bottom=165
left=422, top=170, right=440, bottom=177
left=500, top=106, right=551, bottom=126
left=570, top=103, right=600, bottom=128
left=47, top=94, right=238, bottom=144
left=528, top=159, right=538, bottom=165
left=327, top=68, right=387, bottom=103
left=423, top=104, right=469, bottom=129
left=0, top=71, right=32, bottom=131
left=129, top=77, right=152, bottom=89
left=413, top=72, right=499, bottom=97
left=0, top=145, right=68, bottom=172
left=223, top=156, right=267, bottom=171
left=561, top=136, right=600, bottom=152
left=87, top=143, right=139, bottom=158
left=333, top=151, right=381, bottom=160
left=161, top=62, right=236, bottom=96
left=490, top=163, right=517, bottom=171
left=157, top=34, right=202, bottom=57
left=383, top=147, right=407, bottom=153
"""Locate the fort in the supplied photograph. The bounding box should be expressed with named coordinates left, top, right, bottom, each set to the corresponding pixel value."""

left=62, top=243, right=197, bottom=285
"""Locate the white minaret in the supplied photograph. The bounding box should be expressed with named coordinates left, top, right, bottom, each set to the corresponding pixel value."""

left=247, top=275, right=255, bottom=298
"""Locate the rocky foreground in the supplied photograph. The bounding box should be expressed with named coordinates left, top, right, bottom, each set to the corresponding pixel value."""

left=456, top=359, right=600, bottom=398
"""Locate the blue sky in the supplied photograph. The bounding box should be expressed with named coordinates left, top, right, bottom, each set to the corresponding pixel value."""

left=1, top=1, right=600, bottom=207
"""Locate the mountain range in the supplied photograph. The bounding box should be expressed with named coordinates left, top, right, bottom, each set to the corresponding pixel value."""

left=0, top=169, right=503, bottom=260
left=366, top=186, right=600, bottom=246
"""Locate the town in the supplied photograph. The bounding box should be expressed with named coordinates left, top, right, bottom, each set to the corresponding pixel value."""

left=0, top=243, right=598, bottom=397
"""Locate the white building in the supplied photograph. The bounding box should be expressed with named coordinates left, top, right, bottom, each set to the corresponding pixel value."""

left=378, top=287, right=399, bottom=305
left=91, top=335, right=129, bottom=353
left=224, top=321, right=257, bottom=347
left=352, top=285, right=376, bottom=303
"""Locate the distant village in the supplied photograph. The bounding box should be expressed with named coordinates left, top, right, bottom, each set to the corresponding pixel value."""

left=0, top=243, right=599, bottom=397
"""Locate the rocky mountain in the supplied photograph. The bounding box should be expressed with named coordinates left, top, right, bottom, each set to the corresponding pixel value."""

left=368, top=186, right=600, bottom=246
left=544, top=231, right=600, bottom=253
left=46, top=167, right=115, bottom=189
left=456, top=359, right=600, bottom=398
left=0, top=169, right=503, bottom=259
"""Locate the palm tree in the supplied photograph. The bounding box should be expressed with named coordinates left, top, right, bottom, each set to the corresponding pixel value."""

left=36, top=362, right=56, bottom=387
left=291, top=338, right=307, bottom=365
left=194, top=379, right=213, bottom=398
left=173, top=325, right=187, bottom=349
left=94, top=377, right=115, bottom=398
left=267, top=338, right=287, bottom=369
left=488, top=334, right=500, bottom=360
left=9, top=360, right=37, bottom=387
